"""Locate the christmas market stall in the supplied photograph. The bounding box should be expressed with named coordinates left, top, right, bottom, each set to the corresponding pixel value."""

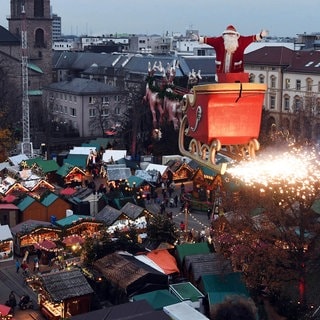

left=56, top=164, right=86, bottom=188
left=10, top=220, right=62, bottom=256
left=38, top=269, right=94, bottom=320
left=120, top=202, right=153, bottom=232
left=55, top=214, right=104, bottom=238
left=93, top=252, right=168, bottom=304
left=95, top=205, right=122, bottom=234
left=165, top=158, right=196, bottom=182
left=0, top=225, right=13, bottom=262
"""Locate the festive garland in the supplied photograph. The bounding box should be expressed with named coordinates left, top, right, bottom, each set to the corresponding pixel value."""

left=146, top=76, right=183, bottom=101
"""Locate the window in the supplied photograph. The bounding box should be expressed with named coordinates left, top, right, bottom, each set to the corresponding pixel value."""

left=34, top=0, right=44, bottom=17
left=284, top=96, right=290, bottom=111
left=318, top=81, right=320, bottom=93
left=64, top=94, right=67, bottom=101
left=296, top=80, right=301, bottom=91
left=270, top=76, right=276, bottom=88
left=89, top=96, right=94, bottom=104
left=89, top=109, right=96, bottom=117
left=285, top=79, right=290, bottom=89
left=270, top=96, right=276, bottom=109
left=115, top=107, right=120, bottom=115
left=64, top=106, right=68, bottom=114
left=69, top=95, right=72, bottom=101
left=102, top=109, right=109, bottom=116
left=102, top=96, right=109, bottom=104
left=70, top=107, right=77, bottom=117
left=249, top=74, right=255, bottom=83
left=294, top=97, right=301, bottom=112
left=259, top=74, right=265, bottom=84
left=306, top=78, right=313, bottom=92
left=316, top=99, right=320, bottom=115
left=74, top=96, right=77, bottom=102
left=35, top=29, right=45, bottom=48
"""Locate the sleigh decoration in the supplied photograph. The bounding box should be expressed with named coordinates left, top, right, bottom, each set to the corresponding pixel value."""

left=178, top=72, right=267, bottom=173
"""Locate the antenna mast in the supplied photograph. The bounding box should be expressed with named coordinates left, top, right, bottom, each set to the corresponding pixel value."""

left=21, top=4, right=33, bottom=157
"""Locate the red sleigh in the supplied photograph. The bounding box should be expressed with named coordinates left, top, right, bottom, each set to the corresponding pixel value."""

left=178, top=72, right=267, bottom=173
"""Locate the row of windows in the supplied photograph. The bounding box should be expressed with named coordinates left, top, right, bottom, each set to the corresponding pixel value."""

left=89, top=107, right=121, bottom=117
left=52, top=94, right=121, bottom=104
left=54, top=105, right=77, bottom=117
left=88, top=96, right=121, bottom=104
left=52, top=92, right=77, bottom=102
left=269, top=95, right=320, bottom=113
left=252, top=74, right=320, bottom=92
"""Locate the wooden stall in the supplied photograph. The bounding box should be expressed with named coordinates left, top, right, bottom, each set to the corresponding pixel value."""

left=10, top=220, right=62, bottom=256
left=0, top=225, right=13, bottom=262
left=39, top=269, right=93, bottom=319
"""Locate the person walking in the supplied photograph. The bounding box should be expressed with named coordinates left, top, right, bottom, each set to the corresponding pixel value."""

left=15, top=259, right=20, bottom=273
left=8, top=291, right=17, bottom=314
left=174, top=194, right=178, bottom=207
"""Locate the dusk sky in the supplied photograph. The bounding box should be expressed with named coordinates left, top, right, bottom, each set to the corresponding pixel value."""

left=1, top=0, right=319, bottom=37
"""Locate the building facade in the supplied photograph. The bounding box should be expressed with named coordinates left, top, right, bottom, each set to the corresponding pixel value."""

left=245, top=47, right=320, bottom=142
left=51, top=13, right=61, bottom=41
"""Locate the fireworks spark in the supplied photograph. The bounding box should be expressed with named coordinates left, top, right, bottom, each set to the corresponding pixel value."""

left=226, top=146, right=320, bottom=200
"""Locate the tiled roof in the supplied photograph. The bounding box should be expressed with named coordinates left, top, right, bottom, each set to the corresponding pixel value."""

left=175, top=242, right=212, bottom=266
left=121, top=202, right=146, bottom=220
left=107, top=167, right=131, bottom=181
left=0, top=26, right=20, bottom=45
left=95, top=205, right=122, bottom=226
left=94, top=253, right=148, bottom=290
left=127, top=175, right=144, bottom=187
left=184, top=253, right=233, bottom=282
left=41, top=192, right=59, bottom=207
left=55, top=214, right=94, bottom=227
left=40, top=269, right=94, bottom=302
left=201, top=272, right=249, bottom=296
left=47, top=77, right=118, bottom=95
left=17, top=195, right=37, bottom=211
left=245, top=46, right=320, bottom=74
left=245, top=46, right=293, bottom=66
left=70, top=300, right=170, bottom=320
left=52, top=51, right=216, bottom=81
left=10, top=219, right=59, bottom=235
left=56, top=163, right=75, bottom=176
left=24, top=158, right=60, bottom=173
left=63, top=154, right=88, bottom=169
left=286, top=50, right=320, bottom=74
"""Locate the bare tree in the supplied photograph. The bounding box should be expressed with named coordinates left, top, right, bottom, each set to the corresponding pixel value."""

left=215, top=145, right=320, bottom=318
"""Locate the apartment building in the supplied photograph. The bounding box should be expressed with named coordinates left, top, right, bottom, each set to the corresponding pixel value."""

left=245, top=47, right=320, bottom=142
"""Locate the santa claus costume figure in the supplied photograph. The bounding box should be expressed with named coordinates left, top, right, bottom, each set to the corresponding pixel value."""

left=196, top=25, right=268, bottom=77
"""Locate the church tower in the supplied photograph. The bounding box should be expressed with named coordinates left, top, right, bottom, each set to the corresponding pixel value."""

left=8, top=0, right=53, bottom=85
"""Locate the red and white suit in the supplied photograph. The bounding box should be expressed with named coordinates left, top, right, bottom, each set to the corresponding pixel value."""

left=202, top=34, right=260, bottom=73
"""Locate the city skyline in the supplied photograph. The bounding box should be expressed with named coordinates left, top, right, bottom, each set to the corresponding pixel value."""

left=1, top=0, right=319, bottom=38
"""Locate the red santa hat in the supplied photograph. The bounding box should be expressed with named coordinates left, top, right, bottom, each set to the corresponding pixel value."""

left=222, top=25, right=240, bottom=36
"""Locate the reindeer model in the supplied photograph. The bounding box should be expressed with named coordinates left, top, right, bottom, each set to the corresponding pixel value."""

left=143, top=61, right=165, bottom=128
left=162, top=61, right=183, bottom=130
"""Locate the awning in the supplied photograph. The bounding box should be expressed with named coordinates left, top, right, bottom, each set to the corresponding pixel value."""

left=0, top=304, right=11, bottom=316
left=34, top=239, right=56, bottom=251
left=62, top=235, right=84, bottom=246
left=60, top=187, right=77, bottom=196
left=147, top=249, right=179, bottom=275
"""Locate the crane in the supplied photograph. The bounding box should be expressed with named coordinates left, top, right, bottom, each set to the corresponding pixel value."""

left=20, top=4, right=33, bottom=157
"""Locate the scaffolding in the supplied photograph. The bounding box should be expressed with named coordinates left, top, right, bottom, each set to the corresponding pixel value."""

left=20, top=4, right=33, bottom=157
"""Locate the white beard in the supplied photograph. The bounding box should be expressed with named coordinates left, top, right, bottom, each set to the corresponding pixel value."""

left=223, top=35, right=239, bottom=53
